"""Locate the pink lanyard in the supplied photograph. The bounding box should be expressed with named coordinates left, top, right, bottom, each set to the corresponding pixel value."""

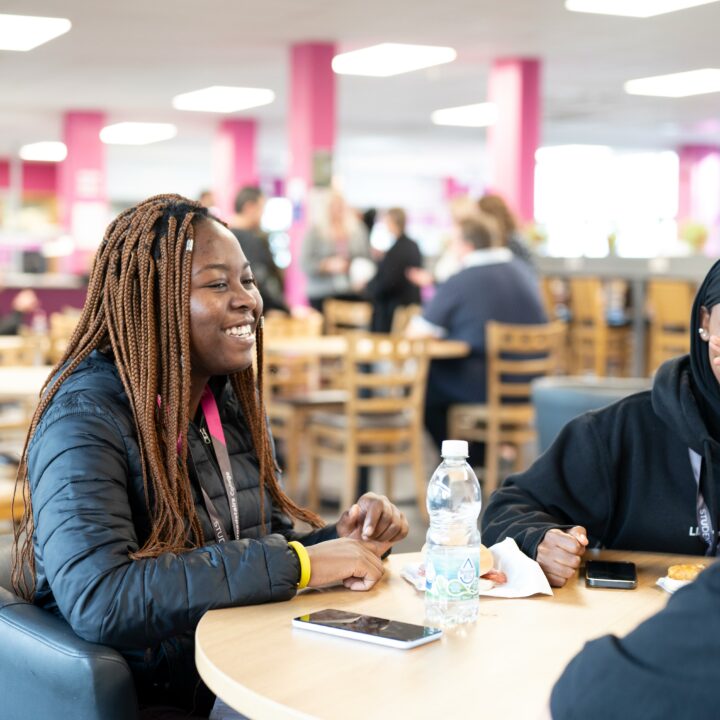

left=187, top=386, right=241, bottom=543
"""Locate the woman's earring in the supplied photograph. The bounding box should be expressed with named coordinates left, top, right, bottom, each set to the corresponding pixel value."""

left=258, top=315, right=265, bottom=329
left=699, top=328, right=710, bottom=341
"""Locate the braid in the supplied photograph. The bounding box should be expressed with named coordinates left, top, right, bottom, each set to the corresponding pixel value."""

left=230, top=324, right=324, bottom=530
left=12, top=193, right=321, bottom=601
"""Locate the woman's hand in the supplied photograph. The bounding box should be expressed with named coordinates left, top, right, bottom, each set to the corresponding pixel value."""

left=336, top=493, right=409, bottom=556
left=304, top=538, right=385, bottom=591
left=536, top=526, right=588, bottom=587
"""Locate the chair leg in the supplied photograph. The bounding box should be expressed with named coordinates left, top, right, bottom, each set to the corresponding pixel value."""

left=412, top=433, right=429, bottom=521
left=307, top=435, right=321, bottom=512
left=285, top=413, right=301, bottom=499
left=484, top=432, right=500, bottom=498
left=383, top=465, right=394, bottom=503
left=342, top=444, right=359, bottom=511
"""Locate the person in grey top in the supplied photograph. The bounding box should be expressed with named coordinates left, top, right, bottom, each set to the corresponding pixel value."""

left=301, top=189, right=370, bottom=312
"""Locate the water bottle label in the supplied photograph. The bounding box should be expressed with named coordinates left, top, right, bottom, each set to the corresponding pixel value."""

left=425, top=550, right=479, bottom=601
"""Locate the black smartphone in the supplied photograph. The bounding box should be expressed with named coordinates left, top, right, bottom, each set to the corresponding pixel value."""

left=585, top=560, right=637, bottom=589
left=292, top=609, right=443, bottom=649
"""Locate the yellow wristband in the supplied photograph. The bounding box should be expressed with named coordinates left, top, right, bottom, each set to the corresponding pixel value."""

left=288, top=541, right=311, bottom=589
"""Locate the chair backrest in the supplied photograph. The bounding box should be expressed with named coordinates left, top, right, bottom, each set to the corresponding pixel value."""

left=532, top=375, right=652, bottom=452
left=48, top=310, right=81, bottom=364
left=647, top=280, right=694, bottom=373
left=390, top=303, right=421, bottom=335
left=263, top=311, right=324, bottom=398
left=344, top=334, right=429, bottom=420
left=323, top=299, right=373, bottom=334
left=485, top=320, right=566, bottom=412
left=263, top=310, right=323, bottom=339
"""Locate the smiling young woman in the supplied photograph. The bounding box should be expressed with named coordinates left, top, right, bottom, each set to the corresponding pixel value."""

left=12, top=195, right=408, bottom=719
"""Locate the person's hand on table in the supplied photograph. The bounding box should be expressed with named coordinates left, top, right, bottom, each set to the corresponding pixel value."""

left=304, top=538, right=385, bottom=591
left=336, top=492, right=409, bottom=557
left=536, top=526, right=588, bottom=587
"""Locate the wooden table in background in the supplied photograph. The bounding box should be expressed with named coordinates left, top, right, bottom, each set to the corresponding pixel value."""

left=0, top=366, right=53, bottom=404
left=264, top=335, right=470, bottom=360
left=196, top=549, right=703, bottom=720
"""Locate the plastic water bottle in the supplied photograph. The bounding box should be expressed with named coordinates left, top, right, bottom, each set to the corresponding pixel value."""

left=425, top=440, right=482, bottom=626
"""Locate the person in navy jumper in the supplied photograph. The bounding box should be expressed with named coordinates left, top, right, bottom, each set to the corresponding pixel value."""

left=407, top=214, right=546, bottom=460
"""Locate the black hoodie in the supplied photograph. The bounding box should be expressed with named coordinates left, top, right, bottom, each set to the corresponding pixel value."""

left=551, top=561, right=720, bottom=719
left=482, top=355, right=717, bottom=558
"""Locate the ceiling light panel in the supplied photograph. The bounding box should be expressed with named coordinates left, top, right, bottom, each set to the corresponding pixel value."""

left=99, top=122, right=177, bottom=145
left=431, top=103, right=498, bottom=127
left=172, top=86, right=275, bottom=113
left=19, top=141, right=67, bottom=162
left=565, top=0, right=719, bottom=18
left=332, top=43, right=457, bottom=77
left=0, top=13, right=71, bottom=51
left=624, top=68, right=720, bottom=97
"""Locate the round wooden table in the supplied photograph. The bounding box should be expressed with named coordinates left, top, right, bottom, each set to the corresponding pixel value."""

left=195, top=549, right=700, bottom=720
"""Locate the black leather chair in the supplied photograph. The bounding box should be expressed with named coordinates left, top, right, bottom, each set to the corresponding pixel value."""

left=532, top=376, right=652, bottom=453
left=0, top=534, right=139, bottom=720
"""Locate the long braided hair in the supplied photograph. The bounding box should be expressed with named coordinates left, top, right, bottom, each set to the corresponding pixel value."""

left=12, top=194, right=323, bottom=600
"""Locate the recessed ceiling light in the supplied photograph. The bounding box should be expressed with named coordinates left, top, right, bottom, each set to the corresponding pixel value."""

left=19, top=141, right=67, bottom=162
left=332, top=43, right=456, bottom=77
left=624, top=68, right=720, bottom=97
left=565, top=0, right=719, bottom=18
left=172, top=86, right=275, bottom=113
left=99, top=122, right=178, bottom=145
left=431, top=103, right=498, bottom=127
left=0, top=13, right=71, bottom=51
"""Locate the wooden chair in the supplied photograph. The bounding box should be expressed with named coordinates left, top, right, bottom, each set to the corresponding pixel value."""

left=0, top=339, right=37, bottom=366
left=306, top=334, right=430, bottom=516
left=48, top=310, right=81, bottom=364
left=447, top=321, right=566, bottom=496
left=390, top=304, right=421, bottom=335
left=322, top=299, right=373, bottom=335
left=0, top=470, right=23, bottom=524
left=568, top=278, right=631, bottom=377
left=646, top=280, right=694, bottom=375
left=264, top=311, right=346, bottom=498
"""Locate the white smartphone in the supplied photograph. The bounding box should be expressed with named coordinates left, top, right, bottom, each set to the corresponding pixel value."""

left=292, top=608, right=443, bottom=649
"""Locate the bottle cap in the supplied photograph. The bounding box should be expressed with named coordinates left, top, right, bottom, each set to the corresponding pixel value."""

left=441, top=440, right=468, bottom=458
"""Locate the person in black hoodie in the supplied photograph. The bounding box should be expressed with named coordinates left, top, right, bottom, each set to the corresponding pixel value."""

left=551, top=561, right=720, bottom=718
left=483, top=259, right=720, bottom=587
left=363, top=207, right=422, bottom=333
left=12, top=195, right=408, bottom=719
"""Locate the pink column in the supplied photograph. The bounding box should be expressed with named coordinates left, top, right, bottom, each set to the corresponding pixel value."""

left=58, top=111, right=108, bottom=273
left=486, top=58, right=541, bottom=224
left=286, top=42, right=336, bottom=306
left=212, top=118, right=258, bottom=221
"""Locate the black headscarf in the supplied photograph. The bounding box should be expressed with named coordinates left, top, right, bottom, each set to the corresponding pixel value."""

left=689, top=258, right=720, bottom=555
left=690, top=258, right=720, bottom=439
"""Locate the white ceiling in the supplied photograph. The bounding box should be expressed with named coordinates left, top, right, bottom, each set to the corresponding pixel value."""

left=2, top=0, right=720, bottom=158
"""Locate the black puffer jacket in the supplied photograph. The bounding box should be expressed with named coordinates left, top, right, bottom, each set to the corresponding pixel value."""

left=28, top=351, right=337, bottom=712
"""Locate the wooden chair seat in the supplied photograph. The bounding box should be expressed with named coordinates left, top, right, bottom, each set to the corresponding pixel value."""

left=448, top=321, right=566, bottom=496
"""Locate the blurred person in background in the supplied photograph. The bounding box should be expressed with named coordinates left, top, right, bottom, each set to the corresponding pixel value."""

left=230, top=186, right=289, bottom=314
left=301, top=189, right=371, bottom=313
left=478, top=193, right=535, bottom=268
left=0, top=288, right=40, bottom=335
left=406, top=195, right=478, bottom=290
left=407, top=214, right=546, bottom=466
left=197, top=190, right=216, bottom=210
left=360, top=207, right=422, bottom=332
